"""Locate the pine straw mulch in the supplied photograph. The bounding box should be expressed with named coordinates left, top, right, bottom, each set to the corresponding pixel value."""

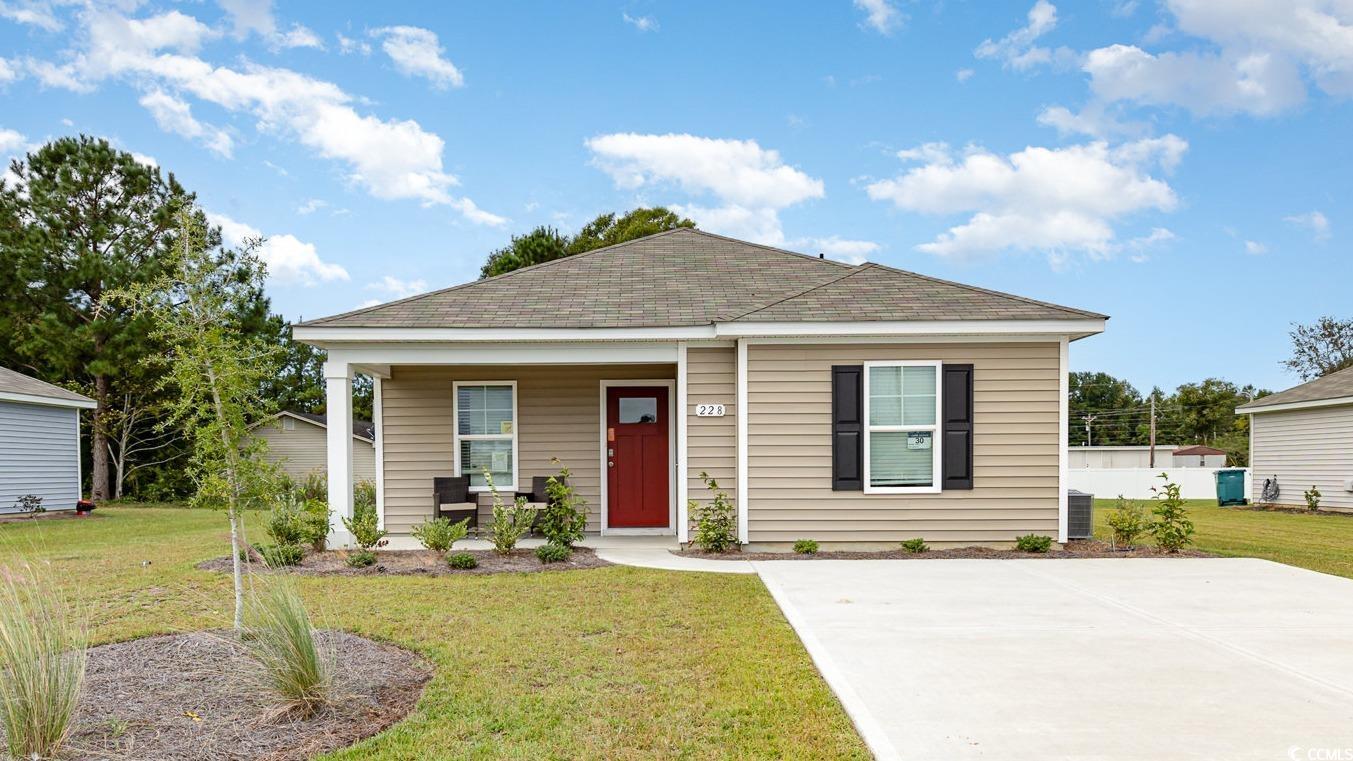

left=197, top=547, right=612, bottom=576
left=676, top=539, right=1213, bottom=561
left=63, top=629, right=431, bottom=761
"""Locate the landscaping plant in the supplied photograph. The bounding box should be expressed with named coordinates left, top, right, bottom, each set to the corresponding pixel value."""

left=265, top=495, right=307, bottom=547
left=1305, top=486, right=1322, bottom=512
left=1149, top=474, right=1195, bottom=552
left=540, top=459, right=587, bottom=549
left=1015, top=534, right=1053, bottom=553
left=342, top=501, right=387, bottom=551
left=1105, top=495, right=1149, bottom=549
left=258, top=543, right=304, bottom=568
left=12, top=494, right=44, bottom=515
left=298, top=499, right=331, bottom=552
left=793, top=539, right=819, bottom=555
left=413, top=516, right=470, bottom=552
left=345, top=550, right=376, bottom=568
left=690, top=471, right=738, bottom=552
left=354, top=479, right=377, bottom=512
left=483, top=468, right=535, bottom=554
left=900, top=538, right=929, bottom=553
left=243, top=579, right=333, bottom=717
left=536, top=543, right=571, bottom=564
left=0, top=563, right=88, bottom=761
left=447, top=552, right=478, bottom=569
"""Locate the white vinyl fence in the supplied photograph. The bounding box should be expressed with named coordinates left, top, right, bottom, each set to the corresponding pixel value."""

left=1067, top=468, right=1251, bottom=501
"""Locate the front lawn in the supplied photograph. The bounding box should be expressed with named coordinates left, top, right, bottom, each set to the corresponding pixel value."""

left=0, top=505, right=868, bottom=759
left=1094, top=498, right=1353, bottom=579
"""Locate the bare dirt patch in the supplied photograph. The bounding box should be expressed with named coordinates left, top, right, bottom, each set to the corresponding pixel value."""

left=677, top=539, right=1212, bottom=561
left=197, top=547, right=611, bottom=576
left=64, top=630, right=430, bottom=761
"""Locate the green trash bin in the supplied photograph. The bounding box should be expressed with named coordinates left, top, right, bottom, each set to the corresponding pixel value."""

left=1215, top=469, right=1247, bottom=506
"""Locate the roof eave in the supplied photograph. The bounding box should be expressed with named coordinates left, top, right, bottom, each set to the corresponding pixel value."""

left=1236, top=395, right=1353, bottom=415
left=0, top=390, right=97, bottom=409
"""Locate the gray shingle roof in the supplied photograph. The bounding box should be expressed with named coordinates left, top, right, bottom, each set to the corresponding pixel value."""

left=1236, top=365, right=1353, bottom=411
left=0, top=366, right=94, bottom=404
left=301, top=228, right=1104, bottom=329
left=284, top=411, right=375, bottom=441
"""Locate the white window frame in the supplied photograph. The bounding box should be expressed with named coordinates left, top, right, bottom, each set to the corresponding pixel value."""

left=452, top=380, right=519, bottom=493
left=862, top=360, right=943, bottom=495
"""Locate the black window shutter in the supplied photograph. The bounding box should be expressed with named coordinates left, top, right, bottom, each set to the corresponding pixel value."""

left=831, top=365, right=863, bottom=491
left=942, top=364, right=974, bottom=490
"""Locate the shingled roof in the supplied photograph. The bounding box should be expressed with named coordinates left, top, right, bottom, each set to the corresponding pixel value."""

left=300, top=228, right=1103, bottom=329
left=0, top=366, right=95, bottom=406
left=1237, top=365, right=1353, bottom=412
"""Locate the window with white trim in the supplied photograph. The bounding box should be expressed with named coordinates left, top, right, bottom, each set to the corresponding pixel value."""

left=454, top=382, right=516, bottom=491
left=864, top=361, right=941, bottom=493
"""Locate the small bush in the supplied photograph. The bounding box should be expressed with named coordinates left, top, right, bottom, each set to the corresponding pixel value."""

left=1105, top=495, right=1149, bottom=548
left=536, top=543, right=571, bottom=564
left=265, top=497, right=307, bottom=547
left=298, top=499, right=330, bottom=552
left=1149, top=474, right=1194, bottom=552
left=1305, top=485, right=1322, bottom=512
left=353, top=480, right=376, bottom=511
left=1015, top=534, right=1053, bottom=553
left=793, top=539, right=819, bottom=555
left=690, top=471, right=738, bottom=553
left=342, top=501, right=387, bottom=550
left=243, top=580, right=332, bottom=717
left=412, top=517, right=469, bottom=552
left=295, top=470, right=327, bottom=503
left=0, top=563, right=87, bottom=761
left=900, top=538, right=929, bottom=553
left=491, top=498, right=535, bottom=555
left=258, top=543, right=304, bottom=568
left=447, top=552, right=478, bottom=569
left=11, top=494, right=44, bottom=514
left=539, top=460, right=588, bottom=548
left=345, top=550, right=376, bottom=568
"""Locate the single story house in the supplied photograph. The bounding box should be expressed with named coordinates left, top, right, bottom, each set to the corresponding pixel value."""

left=1171, top=444, right=1227, bottom=469
left=1237, top=366, right=1353, bottom=511
left=251, top=411, right=377, bottom=484
left=294, top=229, right=1107, bottom=548
left=0, top=366, right=96, bottom=513
left=1069, top=445, right=1180, bottom=469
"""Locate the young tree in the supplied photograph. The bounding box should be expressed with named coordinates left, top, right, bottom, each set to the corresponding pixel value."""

left=114, top=209, right=280, bottom=630
left=1284, top=316, right=1353, bottom=381
left=0, top=136, right=193, bottom=501
left=478, top=207, right=696, bottom=278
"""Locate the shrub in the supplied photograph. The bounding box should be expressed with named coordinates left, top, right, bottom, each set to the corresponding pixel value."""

left=491, top=498, right=535, bottom=556
left=540, top=459, right=587, bottom=548
left=0, top=563, right=87, bottom=761
left=296, top=470, right=327, bottom=503
left=11, top=494, right=44, bottom=514
left=536, top=543, right=571, bottom=564
left=345, top=550, right=376, bottom=568
left=265, top=496, right=307, bottom=547
left=342, top=501, right=387, bottom=550
left=690, top=471, right=738, bottom=553
left=258, top=543, right=304, bottom=568
left=1105, top=495, right=1150, bottom=548
left=1015, top=534, right=1053, bottom=553
left=242, top=579, right=332, bottom=717
left=900, top=538, right=929, bottom=553
left=447, top=552, right=478, bottom=569
left=298, top=499, right=330, bottom=552
left=353, top=480, right=376, bottom=511
left=1305, top=485, right=1322, bottom=512
left=412, top=517, right=469, bottom=552
left=1149, top=474, right=1194, bottom=552
left=793, top=539, right=819, bottom=555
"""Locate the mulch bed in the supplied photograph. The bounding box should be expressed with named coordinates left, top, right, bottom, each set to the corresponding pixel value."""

left=0, top=510, right=101, bottom=524
left=1224, top=503, right=1352, bottom=517
left=198, top=547, right=612, bottom=576
left=676, top=539, right=1212, bottom=561
left=64, top=630, right=431, bottom=761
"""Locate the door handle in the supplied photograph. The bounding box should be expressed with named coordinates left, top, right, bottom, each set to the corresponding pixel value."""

left=608, top=461, right=614, bottom=468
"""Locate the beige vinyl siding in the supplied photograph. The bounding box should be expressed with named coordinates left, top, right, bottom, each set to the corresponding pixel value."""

left=686, top=347, right=738, bottom=525
left=255, top=420, right=376, bottom=484
left=746, top=342, right=1061, bottom=546
left=1250, top=404, right=1353, bottom=511
left=381, top=364, right=675, bottom=535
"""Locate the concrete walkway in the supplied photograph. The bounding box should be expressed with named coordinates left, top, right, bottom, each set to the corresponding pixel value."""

left=755, top=558, right=1353, bottom=761
left=383, top=533, right=754, bottom=573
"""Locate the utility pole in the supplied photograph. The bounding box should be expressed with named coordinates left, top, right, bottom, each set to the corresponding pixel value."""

left=1083, top=414, right=1097, bottom=447
left=1148, top=396, right=1157, bottom=468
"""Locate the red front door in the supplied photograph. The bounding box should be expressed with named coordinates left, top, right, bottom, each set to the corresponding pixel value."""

left=606, top=386, right=670, bottom=528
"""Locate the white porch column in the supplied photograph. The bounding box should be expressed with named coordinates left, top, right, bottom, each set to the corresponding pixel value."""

left=1057, top=336, right=1069, bottom=544
left=736, top=338, right=749, bottom=545
left=324, top=360, right=355, bottom=547
left=676, top=342, right=689, bottom=543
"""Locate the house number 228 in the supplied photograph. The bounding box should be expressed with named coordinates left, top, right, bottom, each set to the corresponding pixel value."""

left=695, top=403, right=726, bottom=417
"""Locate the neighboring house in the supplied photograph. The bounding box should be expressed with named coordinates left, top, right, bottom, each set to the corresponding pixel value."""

left=294, top=229, right=1107, bottom=547
left=0, top=366, right=96, bottom=513
left=1069, top=445, right=1180, bottom=469
left=251, top=411, right=377, bottom=484
left=1171, top=445, right=1227, bottom=469
left=1237, top=366, right=1353, bottom=511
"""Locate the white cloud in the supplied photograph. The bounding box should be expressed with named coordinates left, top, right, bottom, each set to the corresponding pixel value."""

left=366, top=275, right=427, bottom=300
left=337, top=33, right=371, bottom=56
left=0, top=0, right=62, bottom=31
left=296, top=198, right=327, bottom=215
left=26, top=8, right=502, bottom=225
left=1035, top=104, right=1141, bottom=138
left=130, top=152, right=157, bottom=167
left=866, top=137, right=1185, bottom=263
left=802, top=236, right=880, bottom=264
left=1244, top=239, right=1268, bottom=255
left=208, top=211, right=349, bottom=286
left=217, top=0, right=321, bottom=49
left=622, top=13, right=657, bottom=32
left=274, top=23, right=323, bottom=50
left=975, top=0, right=1063, bottom=70
left=0, top=58, right=18, bottom=85
left=586, top=132, right=824, bottom=245
left=371, top=26, right=464, bottom=89
left=1126, top=226, right=1175, bottom=262
left=1285, top=210, right=1331, bottom=241
left=0, top=127, right=26, bottom=155
left=955, top=68, right=974, bottom=83
left=138, top=89, right=234, bottom=157
left=854, top=0, right=902, bottom=35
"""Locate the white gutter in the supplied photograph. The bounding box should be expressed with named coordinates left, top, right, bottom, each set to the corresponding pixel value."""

left=0, top=390, right=97, bottom=410
left=1235, top=395, right=1353, bottom=415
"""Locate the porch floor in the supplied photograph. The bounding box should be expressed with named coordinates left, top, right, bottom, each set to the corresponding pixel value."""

left=381, top=533, right=679, bottom=552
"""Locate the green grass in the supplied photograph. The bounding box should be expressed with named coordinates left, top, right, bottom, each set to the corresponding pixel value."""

left=1095, top=498, right=1353, bottom=579
left=0, top=506, right=868, bottom=759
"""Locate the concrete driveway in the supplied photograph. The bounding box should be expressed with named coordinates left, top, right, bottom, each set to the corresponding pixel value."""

left=755, top=558, right=1353, bottom=761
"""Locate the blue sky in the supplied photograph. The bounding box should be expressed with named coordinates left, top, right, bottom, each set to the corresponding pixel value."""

left=1, top=0, right=1347, bottom=395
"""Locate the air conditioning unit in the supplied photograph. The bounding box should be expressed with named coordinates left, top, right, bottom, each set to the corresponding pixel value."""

left=1067, top=490, right=1094, bottom=540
